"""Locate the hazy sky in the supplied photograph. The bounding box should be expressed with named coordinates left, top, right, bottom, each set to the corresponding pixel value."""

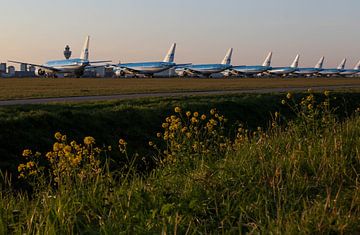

left=1, top=0, right=359, bottom=67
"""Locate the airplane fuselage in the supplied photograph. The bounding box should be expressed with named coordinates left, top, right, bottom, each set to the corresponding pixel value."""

left=177, top=64, right=231, bottom=76
left=231, top=65, right=270, bottom=75
left=115, top=62, right=176, bottom=75
left=338, top=69, right=360, bottom=76
left=295, top=68, right=322, bottom=75
left=318, top=68, right=342, bottom=76
left=43, top=58, right=89, bottom=73
left=268, top=67, right=297, bottom=75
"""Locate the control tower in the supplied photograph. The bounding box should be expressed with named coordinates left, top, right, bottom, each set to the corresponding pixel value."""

left=64, top=45, right=72, bottom=60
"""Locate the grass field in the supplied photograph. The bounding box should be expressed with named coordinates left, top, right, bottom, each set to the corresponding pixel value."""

left=1, top=77, right=360, bottom=100
left=1, top=91, right=360, bottom=233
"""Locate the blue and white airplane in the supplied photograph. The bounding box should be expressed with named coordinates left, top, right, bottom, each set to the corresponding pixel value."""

left=175, top=48, right=233, bottom=78
left=224, top=52, right=272, bottom=77
left=318, top=58, right=347, bottom=77
left=9, top=36, right=111, bottom=77
left=338, top=60, right=360, bottom=76
left=294, top=56, right=324, bottom=76
left=113, top=43, right=182, bottom=78
left=267, top=54, right=300, bottom=76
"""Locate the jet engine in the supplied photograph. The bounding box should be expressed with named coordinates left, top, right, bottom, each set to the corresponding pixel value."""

left=115, top=69, right=126, bottom=77
left=222, top=70, right=233, bottom=77
left=35, top=68, right=46, bottom=76
left=175, top=68, right=188, bottom=77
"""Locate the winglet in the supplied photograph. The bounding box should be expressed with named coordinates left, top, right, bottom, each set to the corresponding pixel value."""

left=221, top=48, right=233, bottom=65
left=262, top=52, right=273, bottom=67
left=337, top=58, right=346, bottom=70
left=163, top=43, right=176, bottom=63
left=291, top=54, right=300, bottom=68
left=315, top=56, right=325, bottom=69
left=80, top=36, right=90, bottom=61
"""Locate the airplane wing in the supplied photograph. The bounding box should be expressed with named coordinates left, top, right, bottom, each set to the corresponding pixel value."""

left=111, top=64, right=141, bottom=74
left=86, top=64, right=113, bottom=69
left=8, top=60, right=61, bottom=72
left=174, top=63, right=192, bottom=68
left=89, top=60, right=112, bottom=64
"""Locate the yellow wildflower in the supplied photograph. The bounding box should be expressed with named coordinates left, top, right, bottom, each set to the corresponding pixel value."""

left=193, top=112, right=199, bottom=117
left=191, top=117, right=198, bottom=124
left=54, top=132, right=62, bottom=141
left=26, top=161, right=35, bottom=168
left=22, top=149, right=32, bottom=157
left=63, top=145, right=72, bottom=153
left=61, top=135, right=67, bottom=142
left=201, top=114, right=207, bottom=120
left=162, top=123, right=169, bottom=128
left=18, top=164, right=26, bottom=172
left=156, top=132, right=161, bottom=138
left=84, top=136, right=95, bottom=145
left=281, top=100, right=286, bottom=105
left=286, top=92, right=292, bottom=99
left=53, top=142, right=60, bottom=152
left=210, top=109, right=216, bottom=115
left=119, top=138, right=126, bottom=145
left=186, top=111, right=191, bottom=117
left=210, top=119, right=217, bottom=125
left=307, top=104, right=313, bottom=110
left=324, top=90, right=330, bottom=97
left=174, top=107, right=181, bottom=113
left=148, top=141, right=154, bottom=146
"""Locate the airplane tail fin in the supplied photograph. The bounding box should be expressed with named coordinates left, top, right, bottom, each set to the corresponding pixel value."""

left=354, top=60, right=360, bottom=70
left=290, top=54, right=300, bottom=68
left=221, top=48, right=233, bottom=65
left=80, top=36, right=90, bottom=60
left=262, top=52, right=272, bottom=67
left=315, top=56, right=325, bottom=69
left=337, top=58, right=346, bottom=70
left=163, top=43, right=176, bottom=63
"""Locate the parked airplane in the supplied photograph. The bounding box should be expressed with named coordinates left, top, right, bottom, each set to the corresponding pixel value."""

left=338, top=60, right=360, bottom=76
left=175, top=48, right=233, bottom=77
left=9, top=36, right=110, bottom=77
left=294, top=56, right=324, bottom=76
left=318, top=58, right=347, bottom=76
left=224, top=52, right=272, bottom=77
left=267, top=55, right=300, bottom=76
left=113, top=43, right=184, bottom=78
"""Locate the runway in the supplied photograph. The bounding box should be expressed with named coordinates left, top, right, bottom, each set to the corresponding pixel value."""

left=0, top=84, right=359, bottom=106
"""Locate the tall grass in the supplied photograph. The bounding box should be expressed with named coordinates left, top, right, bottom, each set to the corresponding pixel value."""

left=1, top=91, right=360, bottom=234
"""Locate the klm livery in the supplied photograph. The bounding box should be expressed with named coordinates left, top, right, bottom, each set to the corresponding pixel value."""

left=318, top=58, right=347, bottom=76
left=113, top=43, right=185, bottom=78
left=225, top=52, right=272, bottom=76
left=295, top=56, right=325, bottom=76
left=9, top=36, right=111, bottom=77
left=175, top=48, right=233, bottom=77
left=339, top=60, right=360, bottom=76
left=268, top=55, right=300, bottom=76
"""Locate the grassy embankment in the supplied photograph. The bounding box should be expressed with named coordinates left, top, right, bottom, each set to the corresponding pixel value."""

left=0, top=91, right=360, bottom=233
left=0, top=77, right=360, bottom=100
